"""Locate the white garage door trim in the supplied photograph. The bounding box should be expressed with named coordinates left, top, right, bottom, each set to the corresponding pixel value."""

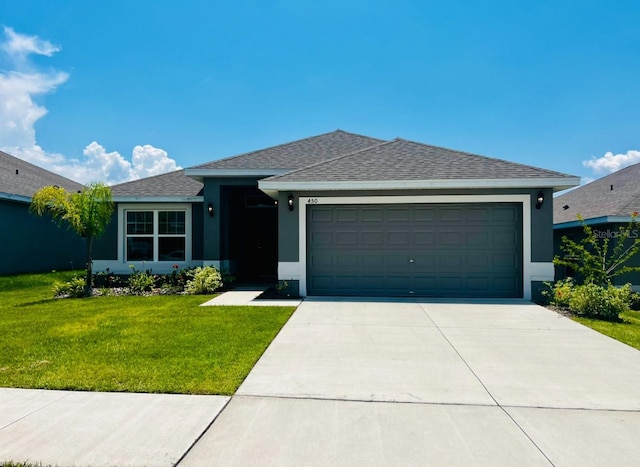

left=278, top=194, right=545, bottom=299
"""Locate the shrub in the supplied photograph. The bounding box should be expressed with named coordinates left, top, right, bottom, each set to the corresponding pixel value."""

left=53, top=276, right=86, bottom=298
left=185, top=266, right=222, bottom=295
left=630, top=291, right=640, bottom=311
left=569, top=283, right=631, bottom=321
left=544, top=278, right=575, bottom=308
left=128, top=270, right=155, bottom=295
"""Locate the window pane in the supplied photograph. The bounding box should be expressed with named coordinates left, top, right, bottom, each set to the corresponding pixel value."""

left=159, top=211, right=185, bottom=235
left=127, top=212, right=154, bottom=234
left=159, top=237, right=185, bottom=261
left=127, top=237, right=153, bottom=261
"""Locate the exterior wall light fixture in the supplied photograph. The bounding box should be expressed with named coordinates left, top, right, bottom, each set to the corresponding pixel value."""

left=288, top=194, right=294, bottom=212
left=207, top=202, right=215, bottom=217
left=536, top=192, right=544, bottom=210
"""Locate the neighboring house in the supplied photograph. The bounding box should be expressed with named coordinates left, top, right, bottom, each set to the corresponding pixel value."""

left=93, top=130, right=579, bottom=300
left=0, top=150, right=85, bottom=275
left=554, top=163, right=640, bottom=290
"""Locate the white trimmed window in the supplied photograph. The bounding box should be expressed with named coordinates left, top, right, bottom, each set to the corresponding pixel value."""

left=121, top=204, right=191, bottom=262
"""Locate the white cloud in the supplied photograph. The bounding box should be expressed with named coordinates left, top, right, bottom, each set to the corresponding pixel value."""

left=131, top=145, right=180, bottom=179
left=583, top=150, right=640, bottom=174
left=0, top=27, right=180, bottom=186
left=1, top=27, right=60, bottom=62
left=57, top=142, right=181, bottom=185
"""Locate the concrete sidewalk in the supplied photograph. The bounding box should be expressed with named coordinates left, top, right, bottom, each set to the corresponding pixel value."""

left=2, top=299, right=640, bottom=466
left=0, top=389, right=229, bottom=466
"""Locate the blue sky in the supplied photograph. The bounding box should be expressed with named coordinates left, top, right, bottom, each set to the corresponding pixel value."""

left=0, top=0, right=638, bottom=185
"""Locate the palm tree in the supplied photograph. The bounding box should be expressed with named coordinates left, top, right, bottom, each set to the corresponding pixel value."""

left=30, top=182, right=114, bottom=296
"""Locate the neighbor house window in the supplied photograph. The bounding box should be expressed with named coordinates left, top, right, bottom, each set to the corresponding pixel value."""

left=125, top=209, right=187, bottom=262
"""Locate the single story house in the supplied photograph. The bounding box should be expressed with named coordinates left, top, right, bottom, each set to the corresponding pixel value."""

left=0, top=150, right=85, bottom=275
left=93, top=130, right=579, bottom=300
left=554, top=163, right=640, bottom=290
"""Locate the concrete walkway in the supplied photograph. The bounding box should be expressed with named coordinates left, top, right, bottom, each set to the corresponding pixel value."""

left=200, top=287, right=303, bottom=307
left=2, top=299, right=640, bottom=466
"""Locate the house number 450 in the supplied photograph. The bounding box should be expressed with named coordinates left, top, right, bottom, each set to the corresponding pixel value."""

left=307, top=198, right=319, bottom=204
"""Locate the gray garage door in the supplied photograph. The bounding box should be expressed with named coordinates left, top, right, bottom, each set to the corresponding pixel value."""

left=307, top=203, right=522, bottom=298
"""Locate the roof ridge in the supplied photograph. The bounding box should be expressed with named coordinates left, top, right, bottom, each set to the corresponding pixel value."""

left=263, top=139, right=394, bottom=181
left=188, top=130, right=384, bottom=169
left=393, top=138, right=577, bottom=178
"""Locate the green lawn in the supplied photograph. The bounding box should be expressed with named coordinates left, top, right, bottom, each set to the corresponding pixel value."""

left=0, top=271, right=295, bottom=395
left=573, top=310, right=640, bottom=350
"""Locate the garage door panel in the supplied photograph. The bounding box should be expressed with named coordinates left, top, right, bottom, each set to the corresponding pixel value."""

left=361, top=254, right=385, bottom=268
left=388, top=231, right=411, bottom=245
left=466, top=253, right=490, bottom=269
left=336, top=254, right=359, bottom=268
left=388, top=208, right=411, bottom=222
left=493, top=206, right=518, bottom=222
left=466, top=231, right=490, bottom=246
left=310, top=254, right=333, bottom=268
left=440, top=231, right=463, bottom=245
left=310, top=208, right=333, bottom=222
left=310, top=231, right=332, bottom=246
left=467, top=208, right=489, bottom=222
left=467, top=277, right=490, bottom=290
left=362, top=231, right=384, bottom=245
left=336, top=208, right=358, bottom=222
left=307, top=203, right=522, bottom=298
left=335, top=231, right=358, bottom=245
left=413, top=208, right=436, bottom=222
left=362, top=208, right=384, bottom=221
left=414, top=231, right=436, bottom=244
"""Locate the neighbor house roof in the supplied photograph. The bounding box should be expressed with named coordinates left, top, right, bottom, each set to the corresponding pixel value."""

left=110, top=170, right=203, bottom=200
left=185, top=130, right=383, bottom=179
left=0, top=150, right=84, bottom=202
left=554, top=163, right=640, bottom=227
left=259, top=138, right=579, bottom=193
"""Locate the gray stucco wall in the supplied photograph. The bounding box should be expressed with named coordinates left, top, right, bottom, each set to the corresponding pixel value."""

left=93, top=210, right=118, bottom=260
left=277, top=188, right=555, bottom=264
left=0, top=199, right=85, bottom=275
left=278, top=191, right=299, bottom=262
left=192, top=202, right=204, bottom=261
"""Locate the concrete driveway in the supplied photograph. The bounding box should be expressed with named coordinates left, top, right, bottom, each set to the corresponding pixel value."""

left=2, top=299, right=640, bottom=466
left=182, top=298, right=640, bottom=467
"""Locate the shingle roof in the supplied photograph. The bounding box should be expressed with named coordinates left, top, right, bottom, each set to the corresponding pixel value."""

left=263, top=138, right=576, bottom=183
left=554, top=163, right=640, bottom=224
left=190, top=130, right=384, bottom=170
left=0, top=150, right=84, bottom=199
left=110, top=170, right=203, bottom=197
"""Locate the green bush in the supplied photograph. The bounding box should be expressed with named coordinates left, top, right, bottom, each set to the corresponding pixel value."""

left=185, top=266, right=222, bottom=295
left=128, top=270, right=155, bottom=295
left=544, top=278, right=575, bottom=308
left=569, top=283, right=631, bottom=321
left=630, top=291, right=640, bottom=311
left=52, top=276, right=87, bottom=298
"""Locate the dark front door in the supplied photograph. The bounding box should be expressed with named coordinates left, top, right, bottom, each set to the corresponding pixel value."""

left=307, top=203, right=523, bottom=297
left=224, top=187, right=277, bottom=281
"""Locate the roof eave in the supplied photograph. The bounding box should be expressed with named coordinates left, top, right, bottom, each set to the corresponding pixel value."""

left=185, top=168, right=289, bottom=182
left=554, top=215, right=636, bottom=229
left=259, top=177, right=581, bottom=193
left=112, top=196, right=204, bottom=203
left=0, top=192, right=31, bottom=203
